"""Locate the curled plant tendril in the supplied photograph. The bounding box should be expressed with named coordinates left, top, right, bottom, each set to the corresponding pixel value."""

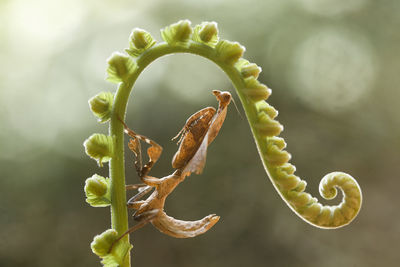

left=84, top=19, right=362, bottom=266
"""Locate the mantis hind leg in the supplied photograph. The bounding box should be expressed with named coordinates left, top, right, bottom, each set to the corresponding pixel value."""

left=127, top=185, right=153, bottom=204
left=125, top=183, right=147, bottom=190
left=127, top=200, right=145, bottom=210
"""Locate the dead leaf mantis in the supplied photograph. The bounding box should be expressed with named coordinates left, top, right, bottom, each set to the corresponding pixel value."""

left=110, top=90, right=232, bottom=250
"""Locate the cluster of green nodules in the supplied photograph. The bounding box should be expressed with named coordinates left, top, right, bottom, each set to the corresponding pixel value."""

left=246, top=83, right=362, bottom=228
left=239, top=59, right=362, bottom=228
left=83, top=19, right=362, bottom=267
left=234, top=49, right=362, bottom=228
left=84, top=55, right=123, bottom=265
left=84, top=91, right=121, bottom=265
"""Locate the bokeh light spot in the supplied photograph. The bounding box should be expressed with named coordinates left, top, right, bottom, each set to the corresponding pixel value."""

left=289, top=28, right=377, bottom=114
left=298, top=0, right=367, bottom=16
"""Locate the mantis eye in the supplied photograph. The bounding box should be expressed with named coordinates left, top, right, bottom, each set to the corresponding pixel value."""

left=221, top=93, right=231, bottom=103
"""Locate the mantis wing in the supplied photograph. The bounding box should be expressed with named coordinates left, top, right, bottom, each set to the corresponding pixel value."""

left=182, top=134, right=209, bottom=175
left=182, top=93, right=230, bottom=175
left=206, top=104, right=228, bottom=146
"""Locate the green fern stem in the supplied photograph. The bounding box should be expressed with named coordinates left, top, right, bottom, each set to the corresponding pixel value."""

left=88, top=20, right=362, bottom=266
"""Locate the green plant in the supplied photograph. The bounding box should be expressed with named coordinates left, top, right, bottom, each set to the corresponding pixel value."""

left=84, top=20, right=362, bottom=267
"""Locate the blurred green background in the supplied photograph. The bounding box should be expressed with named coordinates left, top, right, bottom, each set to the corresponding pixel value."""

left=1, top=0, right=399, bottom=266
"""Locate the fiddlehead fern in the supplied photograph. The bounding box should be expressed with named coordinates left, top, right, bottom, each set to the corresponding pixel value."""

left=84, top=19, right=362, bottom=266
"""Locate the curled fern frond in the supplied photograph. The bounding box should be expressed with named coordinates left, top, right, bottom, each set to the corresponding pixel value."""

left=252, top=96, right=362, bottom=228
left=85, top=19, right=363, bottom=267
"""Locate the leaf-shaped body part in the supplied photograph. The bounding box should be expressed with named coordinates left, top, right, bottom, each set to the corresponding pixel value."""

left=182, top=133, right=209, bottom=175
left=152, top=211, right=220, bottom=238
left=207, top=90, right=231, bottom=145
left=172, top=107, right=216, bottom=170
left=173, top=90, right=231, bottom=175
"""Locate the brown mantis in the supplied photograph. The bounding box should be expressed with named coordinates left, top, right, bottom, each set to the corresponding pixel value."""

left=110, top=90, right=232, bottom=250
